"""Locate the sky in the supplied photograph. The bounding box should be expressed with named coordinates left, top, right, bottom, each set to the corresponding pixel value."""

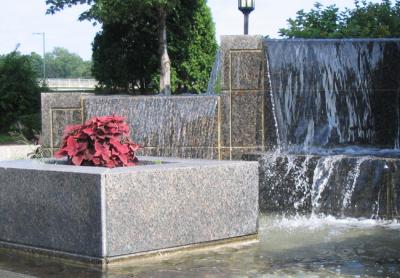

left=0, top=0, right=382, bottom=60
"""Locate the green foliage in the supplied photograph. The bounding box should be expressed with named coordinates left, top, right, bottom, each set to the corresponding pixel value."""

left=174, top=0, right=218, bottom=93
left=279, top=0, right=400, bottom=38
left=0, top=52, right=41, bottom=132
left=342, top=0, right=400, bottom=37
left=29, top=48, right=92, bottom=78
left=92, top=16, right=159, bottom=93
left=46, top=0, right=217, bottom=93
left=45, top=47, right=92, bottom=78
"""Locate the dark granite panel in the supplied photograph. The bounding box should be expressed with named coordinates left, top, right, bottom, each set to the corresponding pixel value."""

left=220, top=36, right=263, bottom=90
left=231, top=91, right=264, bottom=147
left=0, top=168, right=103, bottom=257
left=51, top=109, right=82, bottom=148
left=231, top=51, right=264, bottom=91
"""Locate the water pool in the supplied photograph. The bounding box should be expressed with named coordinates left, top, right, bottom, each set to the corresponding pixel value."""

left=1, top=214, right=399, bottom=277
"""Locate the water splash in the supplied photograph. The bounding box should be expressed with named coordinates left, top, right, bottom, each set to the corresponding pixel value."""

left=311, top=156, right=343, bottom=213
left=255, top=152, right=400, bottom=219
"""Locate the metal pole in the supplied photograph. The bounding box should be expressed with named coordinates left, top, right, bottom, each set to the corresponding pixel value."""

left=42, top=32, right=46, bottom=84
left=244, top=13, right=249, bottom=35
left=33, top=32, right=46, bottom=84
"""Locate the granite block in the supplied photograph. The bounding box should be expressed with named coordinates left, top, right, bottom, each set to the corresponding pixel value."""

left=0, top=167, right=103, bottom=257
left=0, top=157, right=258, bottom=264
left=231, top=91, right=265, bottom=147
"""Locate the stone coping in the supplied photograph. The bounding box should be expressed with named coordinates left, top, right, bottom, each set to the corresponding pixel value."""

left=0, top=156, right=255, bottom=174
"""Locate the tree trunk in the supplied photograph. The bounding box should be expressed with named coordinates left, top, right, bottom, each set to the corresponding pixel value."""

left=158, top=8, right=171, bottom=95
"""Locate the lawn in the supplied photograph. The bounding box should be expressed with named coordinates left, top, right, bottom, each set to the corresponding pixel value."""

left=0, top=133, right=17, bottom=145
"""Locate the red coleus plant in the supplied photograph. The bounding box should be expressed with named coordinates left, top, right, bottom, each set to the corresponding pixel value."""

left=55, top=115, right=140, bottom=168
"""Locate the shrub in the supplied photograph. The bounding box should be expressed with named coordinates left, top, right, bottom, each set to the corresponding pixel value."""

left=9, top=113, right=41, bottom=141
left=0, top=51, right=41, bottom=132
left=55, top=115, right=140, bottom=168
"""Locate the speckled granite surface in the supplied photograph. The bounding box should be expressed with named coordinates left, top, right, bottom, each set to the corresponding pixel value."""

left=0, top=157, right=258, bottom=262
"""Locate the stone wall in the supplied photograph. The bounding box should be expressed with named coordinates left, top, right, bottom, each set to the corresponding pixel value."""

left=41, top=36, right=270, bottom=160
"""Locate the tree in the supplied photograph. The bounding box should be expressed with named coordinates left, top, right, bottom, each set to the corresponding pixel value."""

left=279, top=3, right=343, bottom=38
left=46, top=0, right=178, bottom=95
left=29, top=52, right=43, bottom=78
left=91, top=0, right=217, bottom=94
left=29, top=49, right=92, bottom=78
left=342, top=0, right=400, bottom=37
left=45, top=47, right=92, bottom=78
left=172, top=0, right=217, bottom=93
left=91, top=14, right=159, bottom=92
left=0, top=52, right=41, bottom=132
left=279, top=0, right=400, bottom=38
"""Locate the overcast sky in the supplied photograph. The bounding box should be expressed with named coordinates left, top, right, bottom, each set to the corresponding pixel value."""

left=0, top=0, right=382, bottom=60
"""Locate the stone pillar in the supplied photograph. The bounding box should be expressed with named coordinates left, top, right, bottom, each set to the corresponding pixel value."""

left=219, top=35, right=271, bottom=160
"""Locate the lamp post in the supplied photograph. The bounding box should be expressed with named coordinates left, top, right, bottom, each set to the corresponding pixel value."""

left=238, top=0, right=255, bottom=35
left=33, top=32, right=46, bottom=84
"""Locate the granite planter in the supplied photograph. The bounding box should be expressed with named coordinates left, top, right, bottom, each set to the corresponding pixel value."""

left=0, top=157, right=258, bottom=266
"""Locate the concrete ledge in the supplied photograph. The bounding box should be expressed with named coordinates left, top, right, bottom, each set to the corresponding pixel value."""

left=0, top=145, right=37, bottom=161
left=0, top=157, right=259, bottom=266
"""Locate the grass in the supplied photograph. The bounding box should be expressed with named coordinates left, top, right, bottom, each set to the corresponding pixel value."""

left=0, top=133, right=17, bottom=145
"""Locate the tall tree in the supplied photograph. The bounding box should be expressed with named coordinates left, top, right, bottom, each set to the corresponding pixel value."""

left=46, top=0, right=179, bottom=95
left=279, top=0, right=400, bottom=38
left=91, top=0, right=217, bottom=94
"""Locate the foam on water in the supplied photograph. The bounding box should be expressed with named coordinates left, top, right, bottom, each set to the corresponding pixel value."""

left=265, top=214, right=400, bottom=232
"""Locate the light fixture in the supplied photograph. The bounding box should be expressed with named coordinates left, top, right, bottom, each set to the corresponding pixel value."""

left=238, top=0, right=255, bottom=35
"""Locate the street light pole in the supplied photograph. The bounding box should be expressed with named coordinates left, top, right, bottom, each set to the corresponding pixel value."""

left=238, top=0, right=255, bottom=35
left=33, top=32, right=46, bottom=84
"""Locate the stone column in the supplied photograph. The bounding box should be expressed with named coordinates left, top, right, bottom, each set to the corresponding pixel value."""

left=219, top=35, right=273, bottom=160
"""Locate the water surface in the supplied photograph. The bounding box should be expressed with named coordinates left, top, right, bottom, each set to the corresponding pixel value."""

left=1, top=214, right=399, bottom=277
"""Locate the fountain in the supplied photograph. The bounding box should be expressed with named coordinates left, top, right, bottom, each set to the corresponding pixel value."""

left=234, top=37, right=400, bottom=220
left=1, top=35, right=400, bottom=276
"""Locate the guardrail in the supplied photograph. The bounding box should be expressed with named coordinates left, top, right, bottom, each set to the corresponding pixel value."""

left=43, top=78, right=98, bottom=91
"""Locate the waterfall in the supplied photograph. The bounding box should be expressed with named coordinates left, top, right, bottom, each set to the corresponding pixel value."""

left=206, top=49, right=222, bottom=95
left=83, top=95, right=219, bottom=159
left=256, top=152, right=399, bottom=219
left=264, top=39, right=400, bottom=150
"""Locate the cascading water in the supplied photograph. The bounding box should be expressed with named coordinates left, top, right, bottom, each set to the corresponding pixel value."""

left=256, top=39, right=400, bottom=219
left=84, top=95, right=219, bottom=159
left=206, top=48, right=221, bottom=95
left=265, top=39, right=400, bottom=150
